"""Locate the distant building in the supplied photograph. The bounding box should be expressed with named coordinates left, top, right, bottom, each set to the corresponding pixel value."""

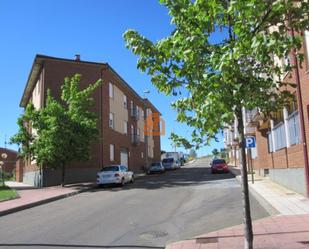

left=19, top=54, right=161, bottom=186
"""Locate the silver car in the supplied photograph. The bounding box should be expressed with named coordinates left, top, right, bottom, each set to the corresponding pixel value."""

left=96, top=165, right=134, bottom=186
left=147, top=162, right=165, bottom=174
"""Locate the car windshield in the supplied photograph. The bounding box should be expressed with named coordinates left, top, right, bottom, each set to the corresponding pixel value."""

left=101, top=166, right=119, bottom=172
left=162, top=158, right=174, bottom=163
left=151, top=162, right=161, bottom=166
left=212, top=159, right=226, bottom=164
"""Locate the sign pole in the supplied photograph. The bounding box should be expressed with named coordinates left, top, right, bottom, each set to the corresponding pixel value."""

left=248, top=148, right=254, bottom=184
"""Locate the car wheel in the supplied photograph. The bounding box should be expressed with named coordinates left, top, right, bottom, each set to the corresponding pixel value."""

left=130, top=176, right=134, bottom=183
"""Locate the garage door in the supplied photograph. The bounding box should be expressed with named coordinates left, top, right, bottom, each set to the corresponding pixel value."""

left=120, top=148, right=128, bottom=168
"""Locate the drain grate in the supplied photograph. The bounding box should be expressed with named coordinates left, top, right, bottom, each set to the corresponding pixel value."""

left=285, top=192, right=296, bottom=195
left=196, top=238, right=218, bottom=244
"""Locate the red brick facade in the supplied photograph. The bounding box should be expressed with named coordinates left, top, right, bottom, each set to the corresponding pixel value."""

left=252, top=33, right=309, bottom=172
left=20, top=55, right=161, bottom=186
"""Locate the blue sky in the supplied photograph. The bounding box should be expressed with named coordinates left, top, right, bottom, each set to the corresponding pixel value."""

left=0, top=0, right=224, bottom=156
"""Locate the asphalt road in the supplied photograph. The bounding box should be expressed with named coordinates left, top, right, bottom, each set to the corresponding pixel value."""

left=0, top=158, right=269, bottom=249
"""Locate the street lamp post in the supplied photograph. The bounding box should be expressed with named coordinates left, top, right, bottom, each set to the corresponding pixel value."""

left=143, top=90, right=150, bottom=172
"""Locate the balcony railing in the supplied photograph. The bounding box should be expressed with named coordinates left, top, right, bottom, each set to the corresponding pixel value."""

left=273, top=122, right=286, bottom=151
left=288, top=112, right=300, bottom=146
left=130, top=108, right=139, bottom=120
left=131, top=134, right=140, bottom=145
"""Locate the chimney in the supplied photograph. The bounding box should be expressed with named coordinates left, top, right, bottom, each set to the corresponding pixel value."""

left=75, top=54, right=80, bottom=61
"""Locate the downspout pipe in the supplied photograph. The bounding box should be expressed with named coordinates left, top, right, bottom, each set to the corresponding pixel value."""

left=291, top=26, right=309, bottom=197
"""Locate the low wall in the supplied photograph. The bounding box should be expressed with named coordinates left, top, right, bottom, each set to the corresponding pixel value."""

left=269, top=168, right=306, bottom=195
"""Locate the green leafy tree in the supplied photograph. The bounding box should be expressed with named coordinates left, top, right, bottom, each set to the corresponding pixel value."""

left=11, top=74, right=101, bottom=187
left=212, top=148, right=219, bottom=157
left=124, top=1, right=308, bottom=248
left=170, top=132, right=193, bottom=150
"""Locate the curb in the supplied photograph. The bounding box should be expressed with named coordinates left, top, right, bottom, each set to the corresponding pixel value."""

left=228, top=166, right=279, bottom=216
left=184, top=159, right=196, bottom=165
left=0, top=186, right=93, bottom=217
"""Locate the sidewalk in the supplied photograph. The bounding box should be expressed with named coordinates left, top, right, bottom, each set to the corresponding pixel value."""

left=0, top=181, right=94, bottom=216
left=228, top=166, right=309, bottom=215
left=166, top=214, right=309, bottom=249
left=165, top=167, right=309, bottom=249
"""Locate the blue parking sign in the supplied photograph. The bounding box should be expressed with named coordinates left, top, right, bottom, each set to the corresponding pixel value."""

left=245, top=136, right=256, bottom=148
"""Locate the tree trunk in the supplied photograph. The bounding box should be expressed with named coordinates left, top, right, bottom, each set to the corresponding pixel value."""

left=236, top=108, right=253, bottom=249
left=61, top=162, right=65, bottom=187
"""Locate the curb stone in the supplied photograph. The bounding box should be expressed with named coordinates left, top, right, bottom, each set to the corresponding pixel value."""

left=228, top=166, right=279, bottom=216
left=0, top=186, right=93, bottom=217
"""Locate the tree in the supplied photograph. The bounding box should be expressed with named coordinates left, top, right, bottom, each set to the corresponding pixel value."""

left=11, top=74, right=101, bottom=187
left=123, top=1, right=308, bottom=248
left=212, top=148, right=219, bottom=157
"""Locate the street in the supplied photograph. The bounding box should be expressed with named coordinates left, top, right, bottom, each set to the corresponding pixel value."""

left=0, top=158, right=268, bottom=249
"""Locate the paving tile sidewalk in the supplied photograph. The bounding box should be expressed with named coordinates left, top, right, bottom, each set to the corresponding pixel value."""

left=0, top=181, right=94, bottom=216
left=228, top=166, right=309, bottom=215
left=166, top=214, right=309, bottom=249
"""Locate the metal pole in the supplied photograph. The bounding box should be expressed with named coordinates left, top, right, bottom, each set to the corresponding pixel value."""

left=248, top=148, right=254, bottom=184
left=144, top=105, right=149, bottom=172
left=290, top=26, right=309, bottom=197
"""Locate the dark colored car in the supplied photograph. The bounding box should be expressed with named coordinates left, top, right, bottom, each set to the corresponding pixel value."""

left=210, top=159, right=229, bottom=173
left=148, top=162, right=165, bottom=174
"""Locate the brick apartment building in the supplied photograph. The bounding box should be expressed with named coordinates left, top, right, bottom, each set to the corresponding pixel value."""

left=19, top=54, right=161, bottom=186
left=224, top=30, right=309, bottom=195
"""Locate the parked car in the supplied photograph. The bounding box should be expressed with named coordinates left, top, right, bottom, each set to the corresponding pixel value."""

left=147, top=162, right=165, bottom=174
left=162, top=157, right=180, bottom=170
left=210, top=159, right=229, bottom=173
left=96, top=165, right=134, bottom=186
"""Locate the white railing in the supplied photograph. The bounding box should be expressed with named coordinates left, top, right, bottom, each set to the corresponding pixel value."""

left=273, top=122, right=286, bottom=151
left=288, top=112, right=301, bottom=146
left=267, top=131, right=273, bottom=152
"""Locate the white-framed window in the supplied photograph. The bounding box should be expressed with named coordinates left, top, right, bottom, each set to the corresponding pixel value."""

left=109, top=113, right=114, bottom=129
left=123, top=95, right=127, bottom=108
left=110, top=144, right=114, bottom=161
left=147, top=108, right=152, bottom=118
left=148, top=146, right=153, bottom=158
left=140, top=109, right=144, bottom=119
left=141, top=130, right=144, bottom=141
left=136, top=105, right=140, bottom=118
left=141, top=152, right=144, bottom=158
left=305, top=30, right=309, bottom=70
left=124, top=121, right=128, bottom=134
left=109, top=82, right=114, bottom=98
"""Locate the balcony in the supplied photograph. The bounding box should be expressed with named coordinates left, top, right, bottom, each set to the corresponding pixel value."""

left=131, top=134, right=140, bottom=145
left=130, top=108, right=139, bottom=120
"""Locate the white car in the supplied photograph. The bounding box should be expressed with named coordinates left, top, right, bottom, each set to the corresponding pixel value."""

left=96, top=165, right=134, bottom=186
left=162, top=158, right=180, bottom=170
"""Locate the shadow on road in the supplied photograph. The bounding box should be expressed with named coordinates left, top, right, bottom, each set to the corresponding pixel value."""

left=0, top=244, right=163, bottom=249
left=90, top=165, right=236, bottom=192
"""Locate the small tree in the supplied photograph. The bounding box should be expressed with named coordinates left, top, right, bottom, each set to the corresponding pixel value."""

left=212, top=148, right=220, bottom=157
left=11, top=74, right=101, bottom=186
left=124, top=1, right=308, bottom=248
